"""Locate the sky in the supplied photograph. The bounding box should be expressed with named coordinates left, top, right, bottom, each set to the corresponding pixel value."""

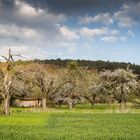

left=0, top=0, right=140, bottom=64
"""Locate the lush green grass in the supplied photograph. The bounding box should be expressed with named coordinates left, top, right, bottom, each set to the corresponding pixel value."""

left=0, top=105, right=140, bottom=140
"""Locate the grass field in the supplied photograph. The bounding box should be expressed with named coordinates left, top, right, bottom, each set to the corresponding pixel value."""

left=0, top=104, right=140, bottom=140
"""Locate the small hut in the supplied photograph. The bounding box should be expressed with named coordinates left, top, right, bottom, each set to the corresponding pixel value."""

left=14, top=98, right=42, bottom=107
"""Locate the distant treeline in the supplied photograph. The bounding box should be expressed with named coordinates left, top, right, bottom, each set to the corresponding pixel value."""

left=34, top=59, right=140, bottom=75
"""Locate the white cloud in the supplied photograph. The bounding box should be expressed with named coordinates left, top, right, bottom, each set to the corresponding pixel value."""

left=0, top=24, right=39, bottom=39
left=15, top=0, right=44, bottom=17
left=0, top=24, right=79, bottom=58
left=80, top=13, right=113, bottom=25
left=0, top=46, right=48, bottom=60
left=114, top=12, right=135, bottom=28
left=101, top=35, right=128, bottom=43
left=78, top=27, right=122, bottom=42
left=60, top=26, right=79, bottom=41
left=79, top=27, right=108, bottom=38
left=127, top=30, right=135, bottom=37
left=114, top=2, right=140, bottom=27
left=14, top=0, right=66, bottom=23
left=0, top=0, right=138, bottom=61
left=101, top=36, right=118, bottom=43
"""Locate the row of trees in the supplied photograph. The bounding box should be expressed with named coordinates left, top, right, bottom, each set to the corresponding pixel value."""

left=35, top=59, right=140, bottom=75
left=0, top=51, right=140, bottom=115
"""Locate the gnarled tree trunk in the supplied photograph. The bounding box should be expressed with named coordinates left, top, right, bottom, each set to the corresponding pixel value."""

left=119, top=102, right=126, bottom=112
left=2, top=95, right=10, bottom=115
left=84, top=96, right=95, bottom=108
left=0, top=49, right=16, bottom=115
left=42, top=97, right=47, bottom=111
left=68, top=101, right=73, bottom=110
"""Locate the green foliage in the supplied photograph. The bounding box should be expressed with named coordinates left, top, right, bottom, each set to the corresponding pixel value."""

left=66, top=61, right=79, bottom=71
left=35, top=59, right=140, bottom=75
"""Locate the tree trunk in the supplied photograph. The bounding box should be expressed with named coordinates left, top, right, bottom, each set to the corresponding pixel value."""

left=91, top=102, right=95, bottom=109
left=89, top=99, right=95, bottom=109
left=68, top=101, right=73, bottom=110
left=42, top=97, right=47, bottom=111
left=92, top=95, right=96, bottom=108
left=120, top=102, right=125, bottom=112
left=84, top=96, right=95, bottom=108
left=2, top=96, right=10, bottom=115
left=58, top=104, right=61, bottom=108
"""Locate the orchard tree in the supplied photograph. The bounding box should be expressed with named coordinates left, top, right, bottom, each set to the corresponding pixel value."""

left=27, top=63, right=55, bottom=111
left=10, top=70, right=33, bottom=101
left=78, top=69, right=108, bottom=108
left=51, top=61, right=82, bottom=109
left=132, top=80, right=140, bottom=105
left=0, top=49, right=23, bottom=115
left=101, top=68, right=138, bottom=110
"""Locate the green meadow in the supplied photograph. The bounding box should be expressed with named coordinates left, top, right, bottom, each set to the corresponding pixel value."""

left=0, top=104, right=140, bottom=140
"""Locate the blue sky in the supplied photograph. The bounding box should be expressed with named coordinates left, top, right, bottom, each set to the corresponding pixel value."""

left=0, top=0, right=140, bottom=64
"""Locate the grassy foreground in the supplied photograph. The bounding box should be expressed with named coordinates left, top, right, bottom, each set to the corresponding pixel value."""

left=0, top=105, right=140, bottom=140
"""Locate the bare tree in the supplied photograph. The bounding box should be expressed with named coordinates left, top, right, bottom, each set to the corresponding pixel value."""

left=10, top=70, right=32, bottom=104
left=0, top=49, right=28, bottom=115
left=26, top=63, right=55, bottom=111
left=76, top=69, right=108, bottom=108
left=51, top=61, right=82, bottom=109
left=56, top=74, right=79, bottom=109
left=0, top=49, right=17, bottom=115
